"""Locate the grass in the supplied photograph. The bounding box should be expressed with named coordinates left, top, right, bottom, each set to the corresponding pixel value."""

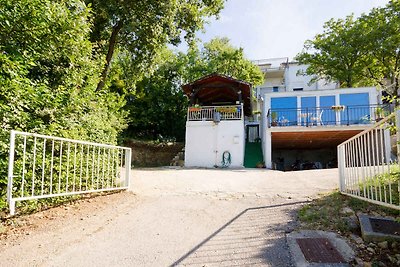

left=298, top=191, right=399, bottom=232
left=297, top=191, right=400, bottom=265
left=356, top=164, right=400, bottom=206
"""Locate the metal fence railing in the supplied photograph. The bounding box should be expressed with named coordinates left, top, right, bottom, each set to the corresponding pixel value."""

left=7, top=130, right=132, bottom=215
left=337, top=112, right=400, bottom=210
left=187, top=104, right=243, bottom=121
left=268, top=104, right=393, bottom=127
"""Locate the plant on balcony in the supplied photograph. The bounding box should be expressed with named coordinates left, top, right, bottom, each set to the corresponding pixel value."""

left=374, top=107, right=385, bottom=122
left=216, top=107, right=237, bottom=113
left=189, top=105, right=201, bottom=112
left=331, top=105, right=345, bottom=111
left=271, top=111, right=278, bottom=126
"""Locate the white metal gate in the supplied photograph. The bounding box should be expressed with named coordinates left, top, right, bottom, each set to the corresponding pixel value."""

left=337, top=112, right=400, bottom=210
left=7, top=130, right=132, bottom=215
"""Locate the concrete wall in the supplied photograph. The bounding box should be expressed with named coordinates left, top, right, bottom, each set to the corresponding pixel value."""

left=184, top=120, right=245, bottom=168
left=285, top=64, right=338, bottom=91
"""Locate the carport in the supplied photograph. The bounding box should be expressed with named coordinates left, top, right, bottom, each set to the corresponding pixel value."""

left=270, top=129, right=363, bottom=171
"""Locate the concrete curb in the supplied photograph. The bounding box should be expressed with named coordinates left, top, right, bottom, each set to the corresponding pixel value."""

left=286, top=230, right=354, bottom=267
left=359, top=214, right=400, bottom=243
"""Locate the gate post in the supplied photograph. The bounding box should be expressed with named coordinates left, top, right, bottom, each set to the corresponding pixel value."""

left=125, top=148, right=132, bottom=188
left=337, top=145, right=346, bottom=192
left=7, top=130, right=16, bottom=215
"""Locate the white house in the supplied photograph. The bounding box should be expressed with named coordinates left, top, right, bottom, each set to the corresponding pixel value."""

left=182, top=60, right=392, bottom=170
left=182, top=74, right=254, bottom=168
left=253, top=58, right=392, bottom=170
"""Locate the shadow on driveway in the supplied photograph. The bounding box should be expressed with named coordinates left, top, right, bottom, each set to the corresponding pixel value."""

left=170, top=201, right=307, bottom=266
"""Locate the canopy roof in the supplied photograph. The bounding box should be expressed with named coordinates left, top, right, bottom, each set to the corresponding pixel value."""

left=182, top=74, right=252, bottom=116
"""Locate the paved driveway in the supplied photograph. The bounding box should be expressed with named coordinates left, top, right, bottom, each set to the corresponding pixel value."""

left=1, top=168, right=339, bottom=266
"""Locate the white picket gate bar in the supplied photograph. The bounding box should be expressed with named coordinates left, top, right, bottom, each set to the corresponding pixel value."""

left=337, top=112, right=400, bottom=210
left=7, top=130, right=132, bottom=215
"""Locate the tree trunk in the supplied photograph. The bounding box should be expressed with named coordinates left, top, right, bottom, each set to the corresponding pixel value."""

left=96, top=20, right=124, bottom=92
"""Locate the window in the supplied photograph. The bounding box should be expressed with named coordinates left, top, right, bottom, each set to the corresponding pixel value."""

left=272, top=86, right=279, bottom=92
left=320, top=96, right=336, bottom=125
left=300, top=97, right=316, bottom=126
left=293, top=88, right=303, bottom=91
left=339, top=93, right=370, bottom=124
left=271, top=97, right=297, bottom=125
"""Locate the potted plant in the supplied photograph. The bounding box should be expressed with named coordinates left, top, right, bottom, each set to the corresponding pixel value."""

left=375, top=107, right=384, bottom=122
left=331, top=105, right=345, bottom=111
left=256, top=161, right=265, bottom=168
left=189, top=104, right=201, bottom=112
left=271, top=112, right=278, bottom=126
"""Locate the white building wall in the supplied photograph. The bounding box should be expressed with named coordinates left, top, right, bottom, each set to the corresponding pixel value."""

left=285, top=64, right=338, bottom=91
left=184, top=120, right=245, bottom=168
left=260, top=77, right=284, bottom=88
left=261, top=86, right=379, bottom=169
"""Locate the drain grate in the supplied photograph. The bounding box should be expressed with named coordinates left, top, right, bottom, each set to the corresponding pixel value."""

left=296, top=238, right=346, bottom=263
left=370, top=218, right=400, bottom=236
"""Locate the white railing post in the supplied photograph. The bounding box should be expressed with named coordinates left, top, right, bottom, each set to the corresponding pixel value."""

left=125, top=148, right=132, bottom=187
left=7, top=130, right=16, bottom=215
left=384, top=128, right=391, bottom=164
left=337, top=145, right=345, bottom=192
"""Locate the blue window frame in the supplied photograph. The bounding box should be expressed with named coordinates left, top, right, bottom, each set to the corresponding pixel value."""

left=320, top=95, right=336, bottom=125
left=301, top=96, right=316, bottom=109
left=271, top=97, right=297, bottom=126
left=340, top=93, right=370, bottom=124
left=300, top=97, right=316, bottom=126
left=273, top=86, right=279, bottom=92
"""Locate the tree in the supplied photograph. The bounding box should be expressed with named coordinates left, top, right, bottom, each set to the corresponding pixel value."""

left=123, top=48, right=188, bottom=141
left=0, top=0, right=127, bottom=209
left=359, top=1, right=400, bottom=100
left=123, top=38, right=264, bottom=141
left=295, top=15, right=369, bottom=88
left=84, top=0, right=225, bottom=91
left=180, top=37, right=264, bottom=86
left=296, top=1, right=400, bottom=101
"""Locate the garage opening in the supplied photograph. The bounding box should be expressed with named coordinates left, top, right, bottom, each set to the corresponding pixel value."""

left=271, top=129, right=363, bottom=171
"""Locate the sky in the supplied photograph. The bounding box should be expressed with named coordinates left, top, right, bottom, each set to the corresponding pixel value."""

left=178, top=0, right=390, bottom=61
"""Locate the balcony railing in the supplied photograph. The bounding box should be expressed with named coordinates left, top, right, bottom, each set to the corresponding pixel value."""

left=267, top=104, right=393, bottom=127
left=187, top=105, right=243, bottom=121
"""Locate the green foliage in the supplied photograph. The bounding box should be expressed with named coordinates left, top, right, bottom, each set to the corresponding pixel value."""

left=85, top=0, right=225, bottom=90
left=296, top=15, right=369, bottom=88
left=296, top=1, right=400, bottom=100
left=0, top=0, right=127, bottom=211
left=298, top=191, right=399, bottom=233
left=121, top=38, right=263, bottom=141
left=123, top=49, right=188, bottom=141
left=179, top=37, right=264, bottom=86
left=358, top=164, right=400, bottom=205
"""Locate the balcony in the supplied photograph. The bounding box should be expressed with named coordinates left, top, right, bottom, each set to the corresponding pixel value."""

left=187, top=105, right=243, bottom=121
left=267, top=104, right=392, bottom=128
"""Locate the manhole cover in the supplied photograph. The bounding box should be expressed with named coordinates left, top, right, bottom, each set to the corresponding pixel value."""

left=296, top=238, right=346, bottom=263
left=370, top=218, right=400, bottom=236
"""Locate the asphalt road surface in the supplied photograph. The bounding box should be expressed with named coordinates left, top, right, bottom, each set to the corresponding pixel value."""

left=0, top=168, right=339, bottom=266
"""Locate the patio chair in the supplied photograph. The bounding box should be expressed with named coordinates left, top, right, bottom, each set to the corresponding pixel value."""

left=278, top=116, right=289, bottom=126
left=310, top=110, right=324, bottom=126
